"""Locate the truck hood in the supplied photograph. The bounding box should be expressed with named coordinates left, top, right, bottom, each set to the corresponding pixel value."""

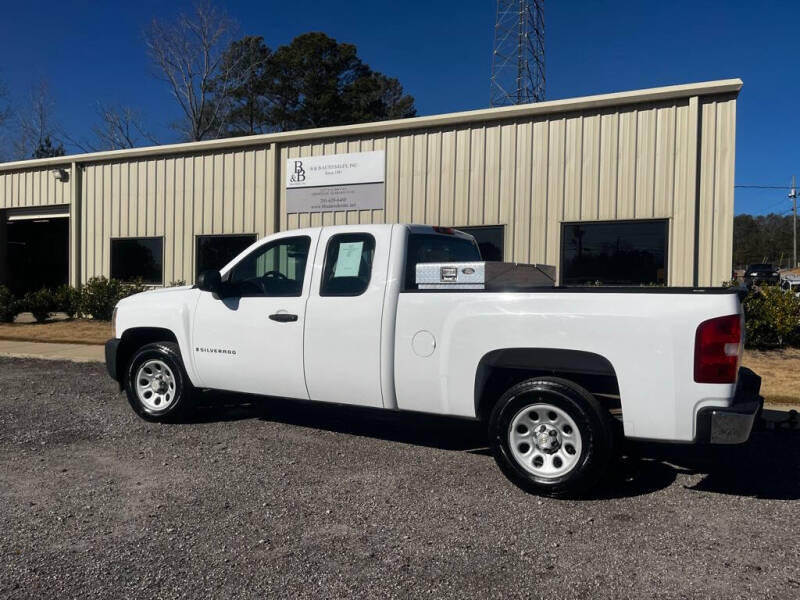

left=113, top=285, right=200, bottom=341
left=116, top=285, right=196, bottom=308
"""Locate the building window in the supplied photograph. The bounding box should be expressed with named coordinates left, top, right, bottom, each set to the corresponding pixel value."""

left=196, top=234, right=257, bottom=279
left=110, top=237, right=163, bottom=284
left=457, top=226, right=505, bottom=261
left=561, top=220, right=668, bottom=286
left=320, top=233, right=376, bottom=296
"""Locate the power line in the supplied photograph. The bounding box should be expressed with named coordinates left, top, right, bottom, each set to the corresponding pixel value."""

left=735, top=177, right=798, bottom=268
left=735, top=184, right=797, bottom=189
left=762, top=197, right=791, bottom=212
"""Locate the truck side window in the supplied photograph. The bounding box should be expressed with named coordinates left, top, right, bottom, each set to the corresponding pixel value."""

left=404, top=233, right=481, bottom=290
left=320, top=233, right=376, bottom=297
left=226, top=236, right=311, bottom=297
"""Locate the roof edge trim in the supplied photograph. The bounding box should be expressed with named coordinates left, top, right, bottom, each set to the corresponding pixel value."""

left=0, top=78, right=742, bottom=172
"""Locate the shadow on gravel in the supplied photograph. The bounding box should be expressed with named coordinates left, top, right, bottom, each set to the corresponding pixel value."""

left=187, top=392, right=800, bottom=500
left=188, top=391, right=490, bottom=453
left=594, top=427, right=800, bottom=501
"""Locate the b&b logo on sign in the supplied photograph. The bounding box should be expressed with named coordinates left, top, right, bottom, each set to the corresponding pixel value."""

left=290, top=160, right=306, bottom=184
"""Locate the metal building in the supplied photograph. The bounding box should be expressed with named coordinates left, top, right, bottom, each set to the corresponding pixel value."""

left=0, top=79, right=740, bottom=294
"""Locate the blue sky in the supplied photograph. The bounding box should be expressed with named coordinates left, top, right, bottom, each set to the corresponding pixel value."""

left=1, top=0, right=797, bottom=215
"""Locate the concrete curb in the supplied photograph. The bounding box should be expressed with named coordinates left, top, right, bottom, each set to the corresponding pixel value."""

left=0, top=340, right=104, bottom=363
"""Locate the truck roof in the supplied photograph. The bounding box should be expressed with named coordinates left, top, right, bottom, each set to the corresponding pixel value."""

left=280, top=223, right=476, bottom=241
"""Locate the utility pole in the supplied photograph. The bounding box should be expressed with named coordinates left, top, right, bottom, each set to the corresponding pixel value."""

left=791, top=175, right=797, bottom=268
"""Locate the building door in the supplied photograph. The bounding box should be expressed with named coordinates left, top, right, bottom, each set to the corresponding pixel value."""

left=5, top=213, right=69, bottom=296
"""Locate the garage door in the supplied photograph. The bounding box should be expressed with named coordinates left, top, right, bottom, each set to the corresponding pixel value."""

left=4, top=206, right=69, bottom=296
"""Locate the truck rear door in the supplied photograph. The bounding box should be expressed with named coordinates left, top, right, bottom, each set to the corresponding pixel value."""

left=303, top=225, right=393, bottom=407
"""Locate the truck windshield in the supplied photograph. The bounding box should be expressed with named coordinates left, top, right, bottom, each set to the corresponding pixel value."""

left=404, top=233, right=481, bottom=290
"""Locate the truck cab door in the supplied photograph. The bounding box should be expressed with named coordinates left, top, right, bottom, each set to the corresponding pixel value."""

left=303, top=226, right=391, bottom=407
left=190, top=231, right=318, bottom=399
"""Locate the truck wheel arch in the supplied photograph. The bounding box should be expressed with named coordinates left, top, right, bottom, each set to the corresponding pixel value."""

left=115, top=327, right=180, bottom=385
left=474, top=348, right=621, bottom=422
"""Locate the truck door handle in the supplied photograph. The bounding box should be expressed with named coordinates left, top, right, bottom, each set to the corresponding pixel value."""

left=269, top=312, right=298, bottom=322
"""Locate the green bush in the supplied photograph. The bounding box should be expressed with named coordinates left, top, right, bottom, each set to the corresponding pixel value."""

left=23, top=288, right=56, bottom=323
left=80, top=277, right=147, bottom=321
left=0, top=286, right=18, bottom=323
left=54, top=284, right=82, bottom=319
left=742, top=285, right=800, bottom=348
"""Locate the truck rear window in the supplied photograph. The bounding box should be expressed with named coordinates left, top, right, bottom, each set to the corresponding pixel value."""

left=404, top=233, right=481, bottom=290
left=320, top=233, right=376, bottom=296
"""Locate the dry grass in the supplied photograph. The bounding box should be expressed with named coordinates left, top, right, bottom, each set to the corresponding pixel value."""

left=0, top=319, right=112, bottom=345
left=742, top=348, right=800, bottom=406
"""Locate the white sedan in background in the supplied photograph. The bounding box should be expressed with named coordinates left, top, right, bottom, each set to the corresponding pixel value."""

left=780, top=274, right=800, bottom=296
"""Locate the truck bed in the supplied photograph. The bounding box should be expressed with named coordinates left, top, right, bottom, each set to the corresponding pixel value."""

left=393, top=286, right=743, bottom=442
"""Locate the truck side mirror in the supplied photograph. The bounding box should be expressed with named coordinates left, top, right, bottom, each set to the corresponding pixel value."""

left=197, top=269, right=222, bottom=294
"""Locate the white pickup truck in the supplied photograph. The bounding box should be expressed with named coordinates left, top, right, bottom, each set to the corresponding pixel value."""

left=105, top=224, right=762, bottom=496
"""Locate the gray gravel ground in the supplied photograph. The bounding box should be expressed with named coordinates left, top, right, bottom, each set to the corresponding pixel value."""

left=1, top=356, right=799, bottom=599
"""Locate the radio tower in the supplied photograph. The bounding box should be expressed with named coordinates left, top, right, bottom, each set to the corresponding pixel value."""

left=490, top=0, right=545, bottom=107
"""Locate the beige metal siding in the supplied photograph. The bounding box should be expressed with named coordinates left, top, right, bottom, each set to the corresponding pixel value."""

left=0, top=166, right=71, bottom=209
left=81, top=145, right=276, bottom=284
left=279, top=94, right=734, bottom=285
left=697, top=94, right=737, bottom=286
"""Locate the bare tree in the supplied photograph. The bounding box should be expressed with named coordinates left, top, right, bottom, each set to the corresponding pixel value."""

left=0, top=80, right=10, bottom=130
left=63, top=103, right=159, bottom=153
left=92, top=103, right=158, bottom=150
left=13, top=79, right=64, bottom=159
left=144, top=1, right=237, bottom=141
left=0, top=80, right=11, bottom=161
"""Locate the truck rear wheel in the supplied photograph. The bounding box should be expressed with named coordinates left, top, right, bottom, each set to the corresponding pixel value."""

left=488, top=376, right=614, bottom=497
left=124, top=342, right=193, bottom=422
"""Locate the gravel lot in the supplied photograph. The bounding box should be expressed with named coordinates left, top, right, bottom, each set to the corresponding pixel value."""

left=1, top=357, right=799, bottom=599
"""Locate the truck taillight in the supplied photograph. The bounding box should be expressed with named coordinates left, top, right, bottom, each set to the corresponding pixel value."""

left=694, top=314, right=742, bottom=384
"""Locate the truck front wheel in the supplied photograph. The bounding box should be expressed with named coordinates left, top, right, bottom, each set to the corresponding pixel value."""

left=488, top=377, right=614, bottom=497
left=124, top=342, right=193, bottom=422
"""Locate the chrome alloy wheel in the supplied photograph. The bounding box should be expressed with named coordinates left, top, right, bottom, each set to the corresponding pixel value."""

left=135, top=359, right=177, bottom=412
left=508, top=403, right=583, bottom=479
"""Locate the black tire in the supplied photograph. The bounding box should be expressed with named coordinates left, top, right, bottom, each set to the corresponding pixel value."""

left=488, top=376, right=615, bottom=498
left=124, top=342, right=193, bottom=422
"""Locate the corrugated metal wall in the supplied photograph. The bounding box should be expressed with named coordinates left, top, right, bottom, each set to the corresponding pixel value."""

left=0, top=83, right=738, bottom=288
left=281, top=95, right=736, bottom=286
left=78, top=145, right=277, bottom=284
left=698, top=95, right=737, bottom=286
left=0, top=165, right=71, bottom=209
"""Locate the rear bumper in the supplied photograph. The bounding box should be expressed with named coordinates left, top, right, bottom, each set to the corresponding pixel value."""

left=696, top=367, right=763, bottom=444
left=105, top=338, right=121, bottom=382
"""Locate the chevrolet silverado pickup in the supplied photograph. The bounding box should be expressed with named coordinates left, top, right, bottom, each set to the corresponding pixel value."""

left=105, top=224, right=762, bottom=496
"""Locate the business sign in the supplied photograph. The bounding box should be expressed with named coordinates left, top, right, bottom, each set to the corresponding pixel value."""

left=286, top=150, right=385, bottom=213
